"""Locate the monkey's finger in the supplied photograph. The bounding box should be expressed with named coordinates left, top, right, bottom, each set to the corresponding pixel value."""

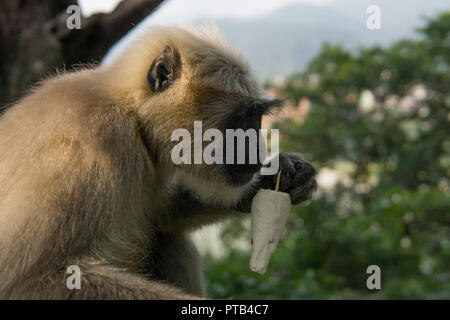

left=289, top=179, right=317, bottom=205
left=287, top=153, right=306, bottom=171
left=289, top=160, right=316, bottom=189
left=274, top=155, right=295, bottom=191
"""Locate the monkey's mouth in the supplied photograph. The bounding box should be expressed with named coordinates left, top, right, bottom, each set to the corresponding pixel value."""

left=221, top=149, right=264, bottom=186
left=222, top=167, right=260, bottom=186
left=218, top=98, right=281, bottom=186
left=221, top=128, right=265, bottom=186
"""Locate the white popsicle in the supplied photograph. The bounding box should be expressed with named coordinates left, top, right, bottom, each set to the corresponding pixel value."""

left=249, top=171, right=291, bottom=274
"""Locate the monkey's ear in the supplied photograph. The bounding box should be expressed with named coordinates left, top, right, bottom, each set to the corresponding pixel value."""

left=147, top=45, right=181, bottom=92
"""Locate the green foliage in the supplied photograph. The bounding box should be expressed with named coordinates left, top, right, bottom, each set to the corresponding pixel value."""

left=204, top=12, right=450, bottom=299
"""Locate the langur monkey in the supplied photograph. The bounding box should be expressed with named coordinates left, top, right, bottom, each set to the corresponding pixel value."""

left=0, top=26, right=317, bottom=299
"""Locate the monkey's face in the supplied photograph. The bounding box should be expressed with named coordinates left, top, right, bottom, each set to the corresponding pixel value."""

left=144, top=43, right=279, bottom=187
left=218, top=94, right=280, bottom=186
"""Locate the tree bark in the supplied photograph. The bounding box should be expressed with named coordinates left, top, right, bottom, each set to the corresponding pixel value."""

left=0, top=0, right=164, bottom=107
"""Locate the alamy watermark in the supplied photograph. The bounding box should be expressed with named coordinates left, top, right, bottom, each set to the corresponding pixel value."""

left=366, top=265, right=381, bottom=290
left=66, top=5, right=81, bottom=30
left=366, top=5, right=381, bottom=30
left=66, top=265, right=81, bottom=290
left=171, top=121, right=279, bottom=175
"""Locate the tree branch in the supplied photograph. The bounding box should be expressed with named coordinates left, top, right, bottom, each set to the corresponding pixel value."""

left=59, top=0, right=165, bottom=65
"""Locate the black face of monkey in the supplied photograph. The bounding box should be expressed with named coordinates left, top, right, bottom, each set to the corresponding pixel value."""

left=220, top=98, right=280, bottom=186
left=147, top=45, right=280, bottom=186
left=192, top=89, right=281, bottom=186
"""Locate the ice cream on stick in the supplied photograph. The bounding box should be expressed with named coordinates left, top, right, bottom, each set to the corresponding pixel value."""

left=250, top=170, right=292, bottom=274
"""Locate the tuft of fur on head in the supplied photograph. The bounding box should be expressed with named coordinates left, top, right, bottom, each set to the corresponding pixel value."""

left=105, top=25, right=261, bottom=103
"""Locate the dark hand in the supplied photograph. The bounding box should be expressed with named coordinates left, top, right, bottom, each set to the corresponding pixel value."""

left=235, top=153, right=317, bottom=213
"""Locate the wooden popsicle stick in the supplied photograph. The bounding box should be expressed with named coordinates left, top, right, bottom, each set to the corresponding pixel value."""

left=275, top=170, right=282, bottom=191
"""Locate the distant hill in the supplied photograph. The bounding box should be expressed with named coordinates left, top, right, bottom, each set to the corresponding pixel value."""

left=104, top=0, right=449, bottom=78
left=195, top=0, right=449, bottom=78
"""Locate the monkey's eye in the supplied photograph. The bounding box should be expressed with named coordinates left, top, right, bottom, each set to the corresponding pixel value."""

left=147, top=45, right=181, bottom=92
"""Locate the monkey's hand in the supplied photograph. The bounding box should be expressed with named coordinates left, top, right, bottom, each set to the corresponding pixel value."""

left=235, top=153, right=317, bottom=213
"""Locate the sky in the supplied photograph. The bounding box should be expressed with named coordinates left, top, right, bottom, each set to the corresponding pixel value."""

left=81, top=0, right=335, bottom=64
left=79, top=0, right=334, bottom=23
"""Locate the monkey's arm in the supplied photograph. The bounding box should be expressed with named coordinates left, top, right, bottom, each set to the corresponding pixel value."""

left=164, top=153, right=317, bottom=231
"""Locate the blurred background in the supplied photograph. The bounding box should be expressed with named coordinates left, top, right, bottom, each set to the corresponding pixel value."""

left=1, top=0, right=449, bottom=299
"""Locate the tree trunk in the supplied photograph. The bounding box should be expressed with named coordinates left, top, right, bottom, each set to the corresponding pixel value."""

left=0, top=0, right=164, bottom=107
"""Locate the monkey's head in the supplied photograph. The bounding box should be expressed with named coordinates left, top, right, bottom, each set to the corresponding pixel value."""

left=107, top=26, right=279, bottom=187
